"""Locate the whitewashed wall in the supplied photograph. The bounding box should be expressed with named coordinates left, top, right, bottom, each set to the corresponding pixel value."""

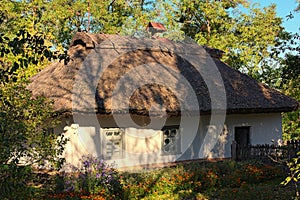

left=194, top=113, right=282, bottom=159
left=225, top=113, right=282, bottom=145
left=58, top=113, right=282, bottom=170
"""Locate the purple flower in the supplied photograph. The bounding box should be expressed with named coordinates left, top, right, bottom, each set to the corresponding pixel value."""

left=65, top=184, right=75, bottom=192
left=96, top=173, right=100, bottom=179
left=79, top=173, right=86, bottom=179
left=97, top=162, right=103, bottom=169
left=83, top=160, right=90, bottom=168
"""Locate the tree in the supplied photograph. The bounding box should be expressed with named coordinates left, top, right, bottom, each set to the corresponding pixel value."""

left=0, top=81, right=67, bottom=167
left=280, top=3, right=300, bottom=195
left=280, top=33, right=300, bottom=140
left=0, top=0, right=156, bottom=49
left=160, top=0, right=284, bottom=79
left=0, top=27, right=67, bottom=199
left=0, top=3, right=71, bottom=165
left=267, top=0, right=300, bottom=139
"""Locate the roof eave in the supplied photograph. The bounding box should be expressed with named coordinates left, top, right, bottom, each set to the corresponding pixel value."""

left=60, top=105, right=299, bottom=117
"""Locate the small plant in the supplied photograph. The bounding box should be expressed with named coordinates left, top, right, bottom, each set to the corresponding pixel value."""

left=63, top=155, right=122, bottom=198
left=282, top=151, right=300, bottom=198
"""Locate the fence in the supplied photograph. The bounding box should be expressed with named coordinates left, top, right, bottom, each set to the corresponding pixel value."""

left=231, top=140, right=300, bottom=162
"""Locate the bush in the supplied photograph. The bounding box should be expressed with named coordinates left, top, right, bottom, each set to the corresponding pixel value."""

left=0, top=164, right=33, bottom=199
left=121, top=166, right=202, bottom=199
left=0, top=81, right=68, bottom=172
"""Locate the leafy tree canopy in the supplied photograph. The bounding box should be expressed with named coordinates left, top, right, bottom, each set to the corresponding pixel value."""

left=1, top=0, right=287, bottom=80
left=161, top=0, right=284, bottom=79
left=280, top=33, right=300, bottom=140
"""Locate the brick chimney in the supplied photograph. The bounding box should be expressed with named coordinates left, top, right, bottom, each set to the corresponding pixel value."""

left=146, top=22, right=166, bottom=36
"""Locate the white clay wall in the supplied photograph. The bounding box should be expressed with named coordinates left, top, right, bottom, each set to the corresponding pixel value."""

left=59, top=113, right=282, bottom=170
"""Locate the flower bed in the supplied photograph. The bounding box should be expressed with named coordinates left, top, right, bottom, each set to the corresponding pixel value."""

left=41, top=158, right=292, bottom=199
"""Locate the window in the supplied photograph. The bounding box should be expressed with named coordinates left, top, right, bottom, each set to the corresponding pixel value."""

left=103, top=128, right=124, bottom=159
left=235, top=126, right=250, bottom=146
left=162, top=126, right=181, bottom=155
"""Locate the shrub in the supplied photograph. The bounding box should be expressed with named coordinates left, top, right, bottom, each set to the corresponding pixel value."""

left=0, top=164, right=33, bottom=199
left=121, top=166, right=202, bottom=199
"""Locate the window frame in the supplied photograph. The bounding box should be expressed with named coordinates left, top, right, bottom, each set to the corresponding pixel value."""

left=102, top=128, right=124, bottom=159
left=161, top=125, right=181, bottom=155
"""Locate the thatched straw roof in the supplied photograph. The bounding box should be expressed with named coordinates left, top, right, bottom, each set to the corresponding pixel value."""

left=28, top=32, right=299, bottom=116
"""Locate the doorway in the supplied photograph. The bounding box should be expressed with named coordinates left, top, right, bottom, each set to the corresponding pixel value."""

left=235, top=126, right=250, bottom=145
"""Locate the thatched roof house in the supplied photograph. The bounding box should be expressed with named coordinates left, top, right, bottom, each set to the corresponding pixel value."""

left=28, top=32, right=299, bottom=169
left=28, top=32, right=298, bottom=116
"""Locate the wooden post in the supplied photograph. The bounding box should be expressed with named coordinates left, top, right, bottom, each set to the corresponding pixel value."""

left=231, top=140, right=237, bottom=161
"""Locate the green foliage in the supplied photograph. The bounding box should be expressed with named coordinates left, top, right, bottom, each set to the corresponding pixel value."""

left=0, top=164, right=33, bottom=199
left=0, top=2, right=68, bottom=169
left=163, top=0, right=284, bottom=78
left=0, top=0, right=289, bottom=81
left=0, top=30, right=67, bottom=82
left=0, top=7, right=68, bottom=198
left=280, top=34, right=300, bottom=140
left=0, top=81, right=67, bottom=168
left=282, top=152, right=300, bottom=198
left=0, top=0, right=157, bottom=49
